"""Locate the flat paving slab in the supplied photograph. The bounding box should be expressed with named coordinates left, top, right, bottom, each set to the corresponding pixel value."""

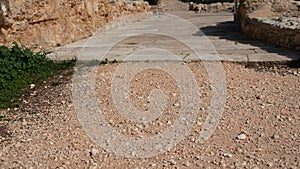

left=50, top=11, right=300, bottom=63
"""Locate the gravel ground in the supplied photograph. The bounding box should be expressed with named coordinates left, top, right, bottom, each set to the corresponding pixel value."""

left=0, top=62, right=299, bottom=169
left=1, top=1, right=300, bottom=168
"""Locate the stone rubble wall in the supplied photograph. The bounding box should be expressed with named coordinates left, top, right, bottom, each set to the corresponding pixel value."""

left=243, top=17, right=300, bottom=49
left=0, top=0, right=150, bottom=48
left=189, top=2, right=233, bottom=13
left=238, top=0, right=300, bottom=49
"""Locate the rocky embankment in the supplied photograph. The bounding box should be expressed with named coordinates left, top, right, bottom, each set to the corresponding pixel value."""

left=0, top=0, right=150, bottom=48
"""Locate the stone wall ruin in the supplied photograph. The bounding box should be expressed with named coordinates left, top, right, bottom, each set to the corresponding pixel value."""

left=189, top=2, right=234, bottom=13
left=238, top=0, right=300, bottom=50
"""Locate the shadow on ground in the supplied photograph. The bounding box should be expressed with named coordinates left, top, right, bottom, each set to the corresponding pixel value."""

left=198, top=21, right=300, bottom=66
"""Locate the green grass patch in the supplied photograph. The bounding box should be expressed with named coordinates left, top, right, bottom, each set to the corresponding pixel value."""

left=0, top=42, right=75, bottom=109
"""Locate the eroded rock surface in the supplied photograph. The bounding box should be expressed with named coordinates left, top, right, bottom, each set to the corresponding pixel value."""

left=0, top=0, right=150, bottom=48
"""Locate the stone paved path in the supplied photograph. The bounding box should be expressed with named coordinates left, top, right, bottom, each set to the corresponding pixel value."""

left=50, top=2, right=299, bottom=63
left=172, top=11, right=299, bottom=62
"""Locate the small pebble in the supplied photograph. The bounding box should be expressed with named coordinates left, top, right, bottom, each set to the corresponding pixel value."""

left=237, top=133, right=247, bottom=140
left=223, top=153, right=233, bottom=158
left=184, top=161, right=190, bottom=167
left=267, top=162, right=273, bottom=167
left=30, top=84, right=35, bottom=89
left=90, top=148, right=99, bottom=156
left=272, top=134, right=280, bottom=139
left=150, top=163, right=157, bottom=167
left=169, top=159, right=176, bottom=165
left=173, top=103, right=180, bottom=107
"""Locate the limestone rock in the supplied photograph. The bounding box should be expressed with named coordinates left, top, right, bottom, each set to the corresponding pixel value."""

left=248, top=3, right=273, bottom=19
left=0, top=0, right=150, bottom=48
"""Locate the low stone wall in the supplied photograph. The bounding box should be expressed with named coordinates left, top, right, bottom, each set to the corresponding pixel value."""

left=0, top=0, right=150, bottom=48
left=189, top=2, right=233, bottom=13
left=244, top=17, right=300, bottom=49
left=238, top=0, right=300, bottom=50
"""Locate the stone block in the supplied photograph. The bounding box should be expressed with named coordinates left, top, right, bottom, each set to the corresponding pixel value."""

left=248, top=3, right=273, bottom=19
